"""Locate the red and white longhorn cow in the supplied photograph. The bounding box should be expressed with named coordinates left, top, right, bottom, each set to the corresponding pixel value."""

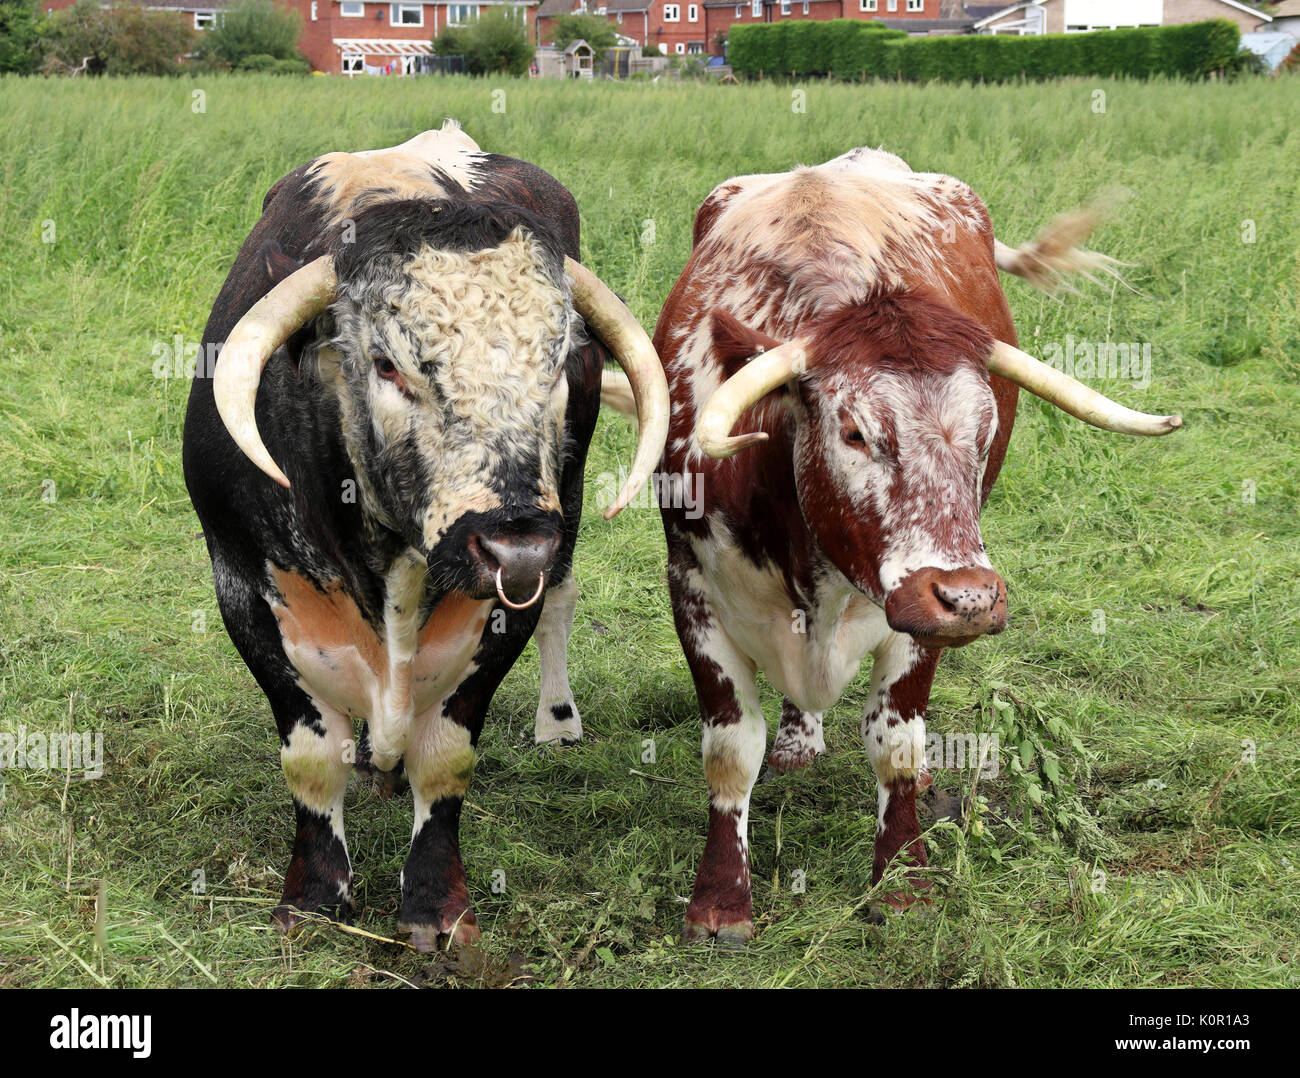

left=646, top=148, right=1181, bottom=944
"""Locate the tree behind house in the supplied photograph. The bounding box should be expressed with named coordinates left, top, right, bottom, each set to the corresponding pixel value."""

left=201, top=0, right=306, bottom=71
left=432, top=8, right=531, bottom=76
left=550, top=12, right=617, bottom=61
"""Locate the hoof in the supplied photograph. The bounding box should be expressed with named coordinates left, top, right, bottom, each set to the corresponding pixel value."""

left=682, top=915, right=754, bottom=948
left=880, top=887, right=933, bottom=912
left=272, top=900, right=349, bottom=934
left=372, top=767, right=409, bottom=799
left=535, top=702, right=583, bottom=748
left=766, top=745, right=818, bottom=774
left=399, top=914, right=482, bottom=953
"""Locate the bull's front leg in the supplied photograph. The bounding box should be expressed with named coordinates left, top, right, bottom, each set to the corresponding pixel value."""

left=399, top=601, right=540, bottom=952
left=278, top=705, right=354, bottom=928
left=670, top=556, right=766, bottom=946
left=862, top=631, right=940, bottom=906
left=400, top=697, right=480, bottom=951
left=214, top=565, right=353, bottom=930
left=533, top=572, right=583, bottom=746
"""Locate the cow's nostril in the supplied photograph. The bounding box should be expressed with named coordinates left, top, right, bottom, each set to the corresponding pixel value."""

left=932, top=583, right=958, bottom=613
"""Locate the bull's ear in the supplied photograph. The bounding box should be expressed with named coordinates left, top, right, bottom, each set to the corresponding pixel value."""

left=262, top=241, right=305, bottom=286
left=710, top=308, right=785, bottom=381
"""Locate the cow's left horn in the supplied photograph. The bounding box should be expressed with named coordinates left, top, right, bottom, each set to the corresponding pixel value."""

left=565, top=258, right=669, bottom=519
left=213, top=256, right=338, bottom=487
left=988, top=341, right=1182, bottom=436
left=695, top=338, right=812, bottom=458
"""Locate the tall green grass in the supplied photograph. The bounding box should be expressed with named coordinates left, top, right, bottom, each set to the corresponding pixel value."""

left=0, top=74, right=1297, bottom=988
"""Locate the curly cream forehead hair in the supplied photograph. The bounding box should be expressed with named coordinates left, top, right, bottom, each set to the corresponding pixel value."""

left=323, top=223, right=577, bottom=554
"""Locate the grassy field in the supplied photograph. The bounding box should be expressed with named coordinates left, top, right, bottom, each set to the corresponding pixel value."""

left=0, top=74, right=1297, bottom=989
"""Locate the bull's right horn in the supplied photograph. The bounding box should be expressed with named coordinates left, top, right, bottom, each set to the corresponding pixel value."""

left=213, top=256, right=338, bottom=488
left=695, top=338, right=812, bottom=458
left=565, top=258, right=669, bottom=519
left=989, top=340, right=1182, bottom=436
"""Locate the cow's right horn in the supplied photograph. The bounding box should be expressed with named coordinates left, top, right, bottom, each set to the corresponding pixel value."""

left=695, top=338, right=812, bottom=458
left=565, top=258, right=669, bottom=519
left=988, top=340, right=1182, bottom=436
left=213, top=256, right=338, bottom=488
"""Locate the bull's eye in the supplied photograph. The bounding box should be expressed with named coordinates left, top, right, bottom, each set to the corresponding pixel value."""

left=844, top=428, right=867, bottom=447
left=372, top=354, right=410, bottom=394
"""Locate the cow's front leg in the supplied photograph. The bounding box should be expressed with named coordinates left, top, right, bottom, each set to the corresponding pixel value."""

left=533, top=572, right=583, bottom=746
left=672, top=573, right=765, bottom=944
left=768, top=698, right=825, bottom=773
left=862, top=631, right=940, bottom=907
left=277, top=706, right=354, bottom=928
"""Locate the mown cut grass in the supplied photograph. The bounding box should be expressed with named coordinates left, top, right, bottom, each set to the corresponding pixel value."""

left=0, top=74, right=1297, bottom=988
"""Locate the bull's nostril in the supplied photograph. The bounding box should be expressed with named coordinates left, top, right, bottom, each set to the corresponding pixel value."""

left=468, top=534, right=500, bottom=572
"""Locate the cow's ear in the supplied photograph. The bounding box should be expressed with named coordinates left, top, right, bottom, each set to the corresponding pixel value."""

left=710, top=308, right=785, bottom=381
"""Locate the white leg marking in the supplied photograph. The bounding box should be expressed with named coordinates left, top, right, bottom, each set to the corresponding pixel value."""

left=534, top=574, right=583, bottom=745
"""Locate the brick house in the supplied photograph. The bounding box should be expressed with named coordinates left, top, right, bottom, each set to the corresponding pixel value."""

left=41, top=1, right=542, bottom=75
left=538, top=0, right=966, bottom=57
left=973, top=0, right=1272, bottom=36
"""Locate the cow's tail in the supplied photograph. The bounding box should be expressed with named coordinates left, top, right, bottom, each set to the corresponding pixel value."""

left=600, top=370, right=637, bottom=418
left=995, top=194, right=1129, bottom=293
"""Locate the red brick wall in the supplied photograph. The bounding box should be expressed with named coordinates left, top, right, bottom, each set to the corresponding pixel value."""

left=541, top=0, right=942, bottom=58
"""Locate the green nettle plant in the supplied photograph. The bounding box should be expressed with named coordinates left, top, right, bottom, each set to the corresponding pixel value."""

left=963, top=682, right=1122, bottom=865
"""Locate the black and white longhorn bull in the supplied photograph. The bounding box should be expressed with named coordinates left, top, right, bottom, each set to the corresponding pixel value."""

left=182, top=123, right=668, bottom=949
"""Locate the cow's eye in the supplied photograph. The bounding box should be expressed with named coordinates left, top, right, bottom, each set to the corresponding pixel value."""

left=844, top=428, right=866, bottom=447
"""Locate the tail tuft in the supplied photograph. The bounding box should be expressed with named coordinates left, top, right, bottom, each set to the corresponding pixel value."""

left=995, top=192, right=1130, bottom=294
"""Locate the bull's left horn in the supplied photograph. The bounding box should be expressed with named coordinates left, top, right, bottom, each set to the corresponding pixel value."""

left=989, top=340, right=1181, bottom=436
left=695, top=338, right=812, bottom=458
left=213, top=256, right=338, bottom=488
left=565, top=258, right=669, bottom=519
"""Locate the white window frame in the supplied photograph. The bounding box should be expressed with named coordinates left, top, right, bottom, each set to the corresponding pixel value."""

left=688, top=3, right=697, bottom=21
left=674, top=41, right=685, bottom=53
left=194, top=10, right=216, bottom=29
left=751, top=0, right=761, bottom=16
left=342, top=52, right=364, bottom=75
left=311, top=1, right=318, bottom=19
left=340, top=1, right=364, bottom=14
left=860, top=0, right=876, bottom=11
left=780, top=0, right=790, bottom=13
left=886, top=0, right=897, bottom=11
left=802, top=1, right=809, bottom=12
left=448, top=3, right=478, bottom=24
left=735, top=3, right=742, bottom=14
left=390, top=2, right=423, bottom=27
left=906, top=0, right=922, bottom=11
left=663, top=3, right=680, bottom=20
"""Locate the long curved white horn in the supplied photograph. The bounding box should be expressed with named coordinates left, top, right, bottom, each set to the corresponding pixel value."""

left=989, top=340, right=1182, bottom=436
left=694, top=338, right=811, bottom=458
left=213, top=256, right=338, bottom=488
left=565, top=258, right=669, bottom=519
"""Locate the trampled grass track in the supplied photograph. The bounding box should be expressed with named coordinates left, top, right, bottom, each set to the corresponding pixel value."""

left=0, top=74, right=1297, bottom=988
